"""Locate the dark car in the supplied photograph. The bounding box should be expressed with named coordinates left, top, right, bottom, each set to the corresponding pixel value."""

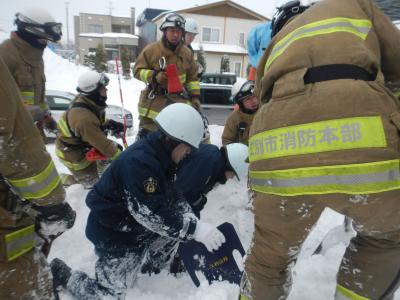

left=200, top=83, right=234, bottom=126
left=200, top=73, right=237, bottom=85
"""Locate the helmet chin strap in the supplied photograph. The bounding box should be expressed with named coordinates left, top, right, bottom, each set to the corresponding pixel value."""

left=16, top=28, right=47, bottom=50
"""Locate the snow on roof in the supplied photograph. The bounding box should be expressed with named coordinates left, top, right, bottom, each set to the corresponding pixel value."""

left=79, top=32, right=138, bottom=39
left=191, top=42, right=247, bottom=54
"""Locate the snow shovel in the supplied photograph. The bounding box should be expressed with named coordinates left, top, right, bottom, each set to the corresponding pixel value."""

left=178, top=222, right=245, bottom=287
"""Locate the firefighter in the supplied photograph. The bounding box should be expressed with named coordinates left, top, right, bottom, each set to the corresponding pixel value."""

left=241, top=0, right=400, bottom=299
left=50, top=103, right=225, bottom=299
left=176, top=142, right=249, bottom=218
left=55, top=70, right=122, bottom=188
left=0, top=7, right=61, bottom=142
left=222, top=79, right=259, bottom=145
left=184, top=17, right=199, bottom=53
left=133, top=12, right=201, bottom=140
left=0, top=56, right=75, bottom=299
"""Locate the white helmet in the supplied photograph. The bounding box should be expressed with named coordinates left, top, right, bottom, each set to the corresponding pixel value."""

left=231, top=79, right=255, bottom=104
left=185, top=18, right=199, bottom=34
left=77, top=70, right=109, bottom=94
left=159, top=13, right=186, bottom=31
left=224, top=143, right=249, bottom=180
left=15, top=7, right=62, bottom=42
left=155, top=103, right=204, bottom=148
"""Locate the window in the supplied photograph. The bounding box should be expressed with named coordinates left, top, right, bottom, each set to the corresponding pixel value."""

left=45, top=96, right=71, bottom=110
left=87, top=24, right=103, bottom=33
left=234, top=62, right=242, bottom=77
left=239, top=33, right=245, bottom=45
left=202, top=27, right=220, bottom=43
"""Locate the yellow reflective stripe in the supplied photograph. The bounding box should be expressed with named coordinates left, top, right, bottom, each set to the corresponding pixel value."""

left=186, top=80, right=200, bottom=92
left=8, top=161, right=61, bottom=200
left=265, top=18, right=372, bottom=71
left=394, top=90, right=400, bottom=98
left=179, top=74, right=187, bottom=84
left=110, top=149, right=121, bottom=160
left=249, top=116, right=386, bottom=162
left=57, top=118, right=72, bottom=138
left=4, top=225, right=35, bottom=261
left=56, top=149, right=93, bottom=171
left=40, top=102, right=49, bottom=110
left=336, top=284, right=370, bottom=300
left=139, top=69, right=153, bottom=84
left=250, top=159, right=400, bottom=196
left=239, top=295, right=250, bottom=300
left=138, top=106, right=159, bottom=120
left=21, top=91, right=34, bottom=105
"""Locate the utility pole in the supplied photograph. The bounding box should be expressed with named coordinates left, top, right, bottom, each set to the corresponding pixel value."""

left=65, top=2, right=70, bottom=49
left=107, top=1, right=114, bottom=15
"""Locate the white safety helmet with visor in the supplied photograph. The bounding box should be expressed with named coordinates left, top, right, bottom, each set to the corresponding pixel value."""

left=159, top=13, right=186, bottom=31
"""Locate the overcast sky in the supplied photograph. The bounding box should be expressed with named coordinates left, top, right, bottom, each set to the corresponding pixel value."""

left=1, top=0, right=279, bottom=43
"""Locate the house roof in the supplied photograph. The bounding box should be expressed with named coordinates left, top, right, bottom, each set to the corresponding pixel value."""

left=136, top=8, right=167, bottom=26
left=191, top=42, right=247, bottom=55
left=153, top=1, right=268, bottom=22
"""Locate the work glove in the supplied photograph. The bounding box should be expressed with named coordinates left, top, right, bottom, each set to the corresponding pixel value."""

left=104, top=119, right=124, bottom=137
left=155, top=71, right=168, bottom=86
left=191, top=97, right=201, bottom=111
left=194, top=221, right=226, bottom=252
left=43, top=111, right=58, bottom=132
left=34, top=202, right=76, bottom=240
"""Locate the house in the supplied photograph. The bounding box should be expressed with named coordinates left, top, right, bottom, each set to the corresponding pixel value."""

left=136, top=8, right=168, bottom=53
left=152, top=0, right=269, bottom=77
left=74, top=8, right=139, bottom=64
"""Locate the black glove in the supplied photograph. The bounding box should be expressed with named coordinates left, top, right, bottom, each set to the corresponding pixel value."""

left=34, top=202, right=76, bottom=239
left=104, top=119, right=124, bottom=137
left=116, top=142, right=123, bottom=151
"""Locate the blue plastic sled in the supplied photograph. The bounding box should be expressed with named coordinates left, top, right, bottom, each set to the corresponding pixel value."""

left=178, top=222, right=245, bottom=287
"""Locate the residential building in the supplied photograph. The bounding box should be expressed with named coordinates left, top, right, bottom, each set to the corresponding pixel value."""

left=152, top=1, right=268, bottom=77
left=136, top=8, right=167, bottom=53
left=74, top=8, right=139, bottom=64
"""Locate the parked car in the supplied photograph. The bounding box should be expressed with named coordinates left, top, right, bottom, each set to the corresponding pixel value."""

left=200, top=73, right=237, bottom=85
left=200, top=83, right=234, bottom=126
left=45, top=90, right=133, bottom=129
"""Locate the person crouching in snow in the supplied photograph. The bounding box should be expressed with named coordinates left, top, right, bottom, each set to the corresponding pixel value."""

left=55, top=70, right=123, bottom=188
left=176, top=143, right=249, bottom=218
left=50, top=103, right=226, bottom=299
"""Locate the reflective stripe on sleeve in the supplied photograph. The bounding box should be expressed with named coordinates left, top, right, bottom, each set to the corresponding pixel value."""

left=138, top=106, right=159, bottom=120
left=8, top=161, right=61, bottom=200
left=4, top=225, right=35, bottom=261
left=56, top=149, right=93, bottom=171
left=265, top=18, right=372, bottom=71
left=20, top=91, right=34, bottom=105
left=249, top=116, right=386, bottom=162
left=186, top=80, right=200, bottom=93
left=250, top=159, right=400, bottom=196
left=335, top=284, right=370, bottom=300
left=139, top=69, right=153, bottom=84
left=57, top=118, right=73, bottom=138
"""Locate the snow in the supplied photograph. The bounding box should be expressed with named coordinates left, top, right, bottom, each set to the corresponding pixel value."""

left=191, top=42, right=247, bottom=54
left=0, top=31, right=398, bottom=299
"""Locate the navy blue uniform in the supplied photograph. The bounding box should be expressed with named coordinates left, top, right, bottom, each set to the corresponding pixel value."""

left=176, top=143, right=226, bottom=217
left=67, top=132, right=198, bottom=299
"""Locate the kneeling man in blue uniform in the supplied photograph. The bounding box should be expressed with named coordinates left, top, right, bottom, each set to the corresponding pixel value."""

left=176, top=142, right=249, bottom=218
left=50, top=103, right=226, bottom=299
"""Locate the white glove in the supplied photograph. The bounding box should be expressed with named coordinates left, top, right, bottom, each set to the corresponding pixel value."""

left=194, top=222, right=226, bottom=252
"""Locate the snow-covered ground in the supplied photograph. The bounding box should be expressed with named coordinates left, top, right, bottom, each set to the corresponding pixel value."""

left=0, top=29, right=398, bottom=299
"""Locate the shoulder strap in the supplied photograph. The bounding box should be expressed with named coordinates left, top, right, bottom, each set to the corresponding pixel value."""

left=65, top=101, right=102, bottom=140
